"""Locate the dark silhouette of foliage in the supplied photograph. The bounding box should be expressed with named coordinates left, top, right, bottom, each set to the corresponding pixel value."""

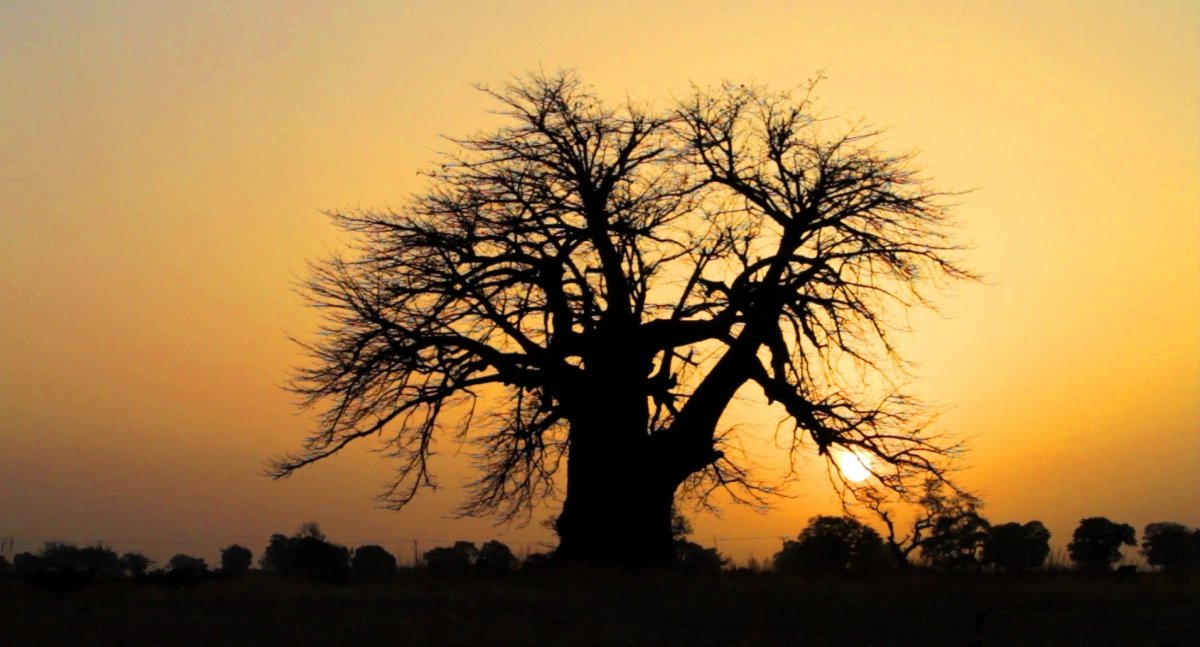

left=1141, top=522, right=1199, bottom=572
left=167, top=554, right=208, bottom=577
left=120, top=552, right=153, bottom=578
left=853, top=478, right=983, bottom=570
left=35, top=542, right=123, bottom=579
left=220, top=544, right=253, bottom=577
left=922, top=508, right=990, bottom=572
left=272, top=70, right=974, bottom=567
left=521, top=551, right=554, bottom=574
left=671, top=509, right=694, bottom=543
left=675, top=540, right=729, bottom=574
left=982, top=521, right=1051, bottom=573
left=351, top=544, right=398, bottom=581
left=423, top=541, right=479, bottom=578
left=670, top=508, right=728, bottom=573
left=773, top=515, right=888, bottom=575
left=260, top=523, right=351, bottom=583
left=12, top=552, right=41, bottom=578
left=476, top=540, right=519, bottom=576
left=1068, top=517, right=1136, bottom=573
left=260, top=534, right=289, bottom=573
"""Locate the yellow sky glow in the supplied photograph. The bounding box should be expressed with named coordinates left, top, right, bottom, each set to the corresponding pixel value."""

left=2, top=0, right=1197, bottom=564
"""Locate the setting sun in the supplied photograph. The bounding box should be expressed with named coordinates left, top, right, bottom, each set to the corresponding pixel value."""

left=836, top=450, right=873, bottom=483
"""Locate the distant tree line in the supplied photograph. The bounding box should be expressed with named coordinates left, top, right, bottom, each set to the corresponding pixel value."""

left=2, top=515, right=1196, bottom=590
left=772, top=511, right=1198, bottom=576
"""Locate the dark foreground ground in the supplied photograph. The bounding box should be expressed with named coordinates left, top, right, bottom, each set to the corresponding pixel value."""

left=2, top=571, right=1196, bottom=646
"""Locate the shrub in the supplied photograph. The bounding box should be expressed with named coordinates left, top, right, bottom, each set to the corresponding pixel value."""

left=220, top=544, right=253, bottom=577
left=351, top=545, right=398, bottom=581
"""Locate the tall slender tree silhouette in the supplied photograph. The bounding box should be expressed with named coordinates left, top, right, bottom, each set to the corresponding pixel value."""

left=272, top=71, right=973, bottom=567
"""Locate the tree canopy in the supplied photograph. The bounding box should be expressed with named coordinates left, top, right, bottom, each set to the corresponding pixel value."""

left=1068, top=517, right=1136, bottom=573
left=1140, top=522, right=1199, bottom=573
left=272, top=70, right=973, bottom=566
left=773, top=515, right=889, bottom=574
left=982, top=521, right=1051, bottom=573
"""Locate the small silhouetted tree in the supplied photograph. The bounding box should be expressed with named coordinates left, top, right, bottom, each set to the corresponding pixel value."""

left=220, top=544, right=253, bottom=577
left=260, top=523, right=350, bottom=583
left=671, top=508, right=728, bottom=573
left=774, top=516, right=887, bottom=575
left=854, top=478, right=985, bottom=570
left=167, top=554, right=208, bottom=577
left=271, top=70, right=975, bottom=568
left=120, top=552, right=153, bottom=578
left=260, top=534, right=289, bottom=574
left=12, top=552, right=42, bottom=578
left=475, top=540, right=519, bottom=576
left=39, top=542, right=122, bottom=579
left=1068, top=517, right=1136, bottom=573
left=351, top=544, right=398, bottom=581
left=423, top=541, right=478, bottom=577
left=1141, top=522, right=1199, bottom=573
left=675, top=541, right=729, bottom=574
left=982, top=521, right=1051, bottom=573
left=922, top=509, right=990, bottom=572
left=0, top=555, right=8, bottom=574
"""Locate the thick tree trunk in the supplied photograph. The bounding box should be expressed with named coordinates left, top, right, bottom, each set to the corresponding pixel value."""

left=552, top=407, right=680, bottom=568
left=553, top=460, right=678, bottom=568
left=549, top=334, right=688, bottom=568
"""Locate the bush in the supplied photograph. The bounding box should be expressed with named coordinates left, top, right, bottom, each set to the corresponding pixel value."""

left=675, top=540, right=728, bottom=574
left=260, top=523, right=351, bottom=583
left=475, top=541, right=518, bottom=576
left=423, top=541, right=478, bottom=578
left=1141, top=522, right=1199, bottom=572
left=774, top=516, right=888, bottom=575
left=220, top=544, right=253, bottom=577
left=167, top=554, right=209, bottom=577
left=351, top=545, right=398, bottom=581
left=983, top=521, right=1051, bottom=573
left=120, top=552, right=153, bottom=578
left=1068, top=517, right=1136, bottom=573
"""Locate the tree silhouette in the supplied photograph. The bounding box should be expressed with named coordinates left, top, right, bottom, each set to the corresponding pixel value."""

left=351, top=544, right=399, bottom=581
left=982, top=521, right=1051, bottom=573
left=475, top=540, right=519, bottom=575
left=1068, top=517, right=1136, bottom=573
left=272, top=70, right=973, bottom=567
left=120, top=552, right=153, bottom=578
left=220, top=544, right=253, bottom=577
left=773, top=515, right=888, bottom=575
left=671, top=508, right=729, bottom=573
left=423, top=541, right=479, bottom=578
left=167, top=554, right=208, bottom=578
left=38, top=542, right=122, bottom=579
left=853, top=477, right=983, bottom=570
left=12, top=552, right=41, bottom=578
left=1140, top=522, right=1198, bottom=573
left=260, top=523, right=351, bottom=583
left=922, top=509, right=990, bottom=572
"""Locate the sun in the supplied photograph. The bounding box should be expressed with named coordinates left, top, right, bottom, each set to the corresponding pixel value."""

left=836, top=450, right=873, bottom=483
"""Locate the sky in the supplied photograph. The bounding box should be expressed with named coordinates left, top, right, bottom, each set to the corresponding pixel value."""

left=2, top=0, right=1198, bottom=566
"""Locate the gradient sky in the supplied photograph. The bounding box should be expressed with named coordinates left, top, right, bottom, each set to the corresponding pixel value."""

left=2, top=0, right=1198, bottom=565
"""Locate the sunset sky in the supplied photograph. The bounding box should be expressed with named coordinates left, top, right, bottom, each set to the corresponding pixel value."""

left=3, top=0, right=1197, bottom=565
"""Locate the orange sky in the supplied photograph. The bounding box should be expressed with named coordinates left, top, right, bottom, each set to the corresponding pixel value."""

left=2, top=0, right=1198, bottom=565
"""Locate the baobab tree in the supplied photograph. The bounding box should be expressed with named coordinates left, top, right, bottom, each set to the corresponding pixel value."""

left=272, top=71, right=974, bottom=567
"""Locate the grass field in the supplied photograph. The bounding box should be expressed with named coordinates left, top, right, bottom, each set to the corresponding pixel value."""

left=2, top=571, right=1197, bottom=645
